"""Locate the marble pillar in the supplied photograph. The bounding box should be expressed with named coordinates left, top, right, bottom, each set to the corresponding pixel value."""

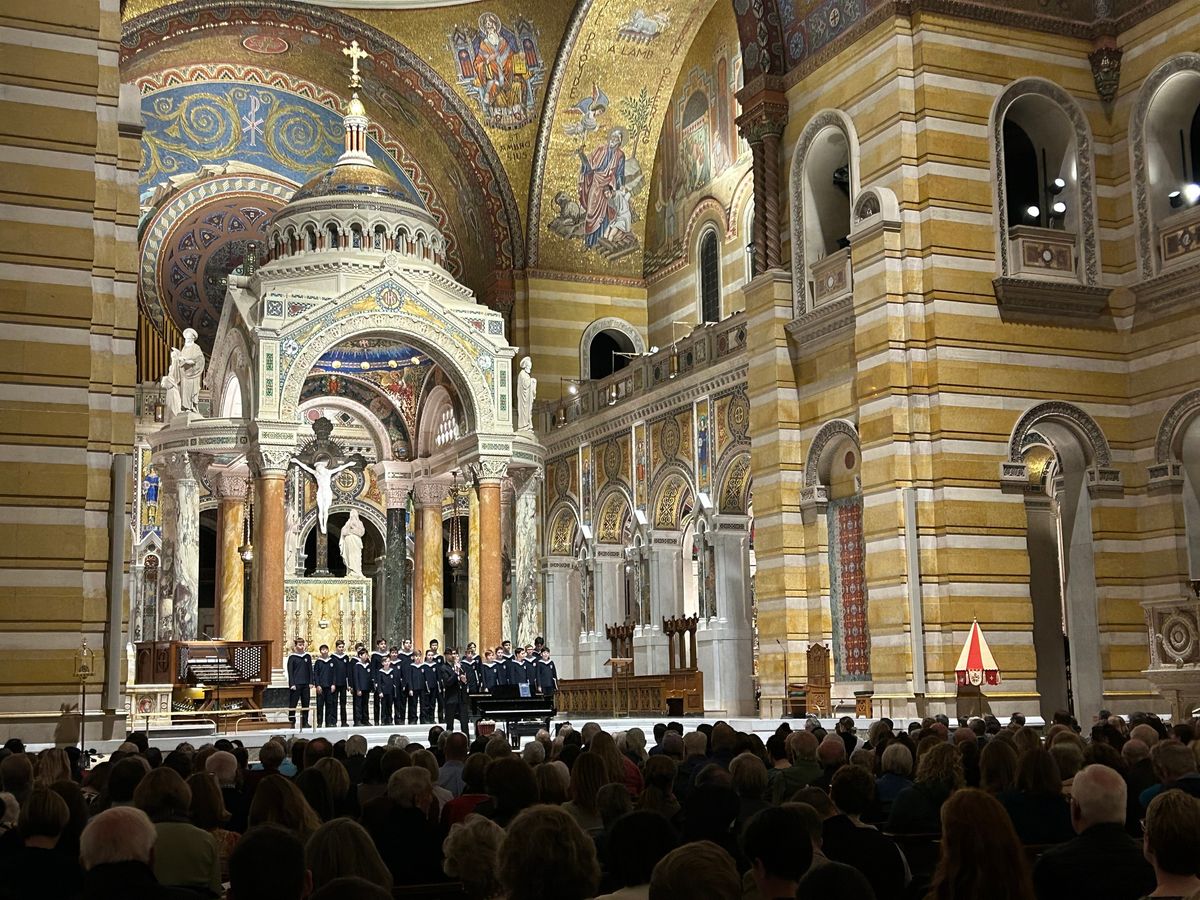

left=512, top=469, right=542, bottom=646
left=414, top=482, right=446, bottom=649
left=545, top=556, right=575, bottom=677
left=500, top=481, right=515, bottom=640
left=412, top=504, right=424, bottom=647
left=254, top=451, right=289, bottom=671
left=214, top=471, right=250, bottom=641
left=157, top=451, right=202, bottom=641
left=468, top=484, right=481, bottom=650
left=384, top=506, right=408, bottom=642
left=478, top=472, right=504, bottom=650
left=698, top=515, right=755, bottom=715
left=643, top=531, right=683, bottom=676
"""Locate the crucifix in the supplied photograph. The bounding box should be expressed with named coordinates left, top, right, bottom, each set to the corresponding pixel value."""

left=289, top=417, right=366, bottom=577
left=342, top=40, right=370, bottom=89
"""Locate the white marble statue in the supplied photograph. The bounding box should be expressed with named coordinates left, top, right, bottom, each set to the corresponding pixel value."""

left=160, top=350, right=182, bottom=424
left=290, top=457, right=356, bottom=534
left=340, top=509, right=366, bottom=577
left=284, top=504, right=300, bottom=575
left=174, top=328, right=206, bottom=413
left=517, top=355, right=536, bottom=432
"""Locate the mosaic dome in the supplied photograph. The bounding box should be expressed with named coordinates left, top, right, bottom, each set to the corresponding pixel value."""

left=290, top=162, right=417, bottom=204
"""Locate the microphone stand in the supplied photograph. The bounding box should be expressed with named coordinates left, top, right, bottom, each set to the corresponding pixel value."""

left=776, top=638, right=789, bottom=719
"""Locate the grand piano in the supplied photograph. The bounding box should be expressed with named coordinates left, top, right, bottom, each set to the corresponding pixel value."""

left=135, top=640, right=272, bottom=725
left=471, top=685, right=555, bottom=747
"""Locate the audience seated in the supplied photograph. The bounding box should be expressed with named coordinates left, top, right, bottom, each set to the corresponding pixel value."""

left=443, top=813, right=505, bottom=900
left=442, top=753, right=491, bottom=826
left=821, top=765, right=907, bottom=900
left=132, top=766, right=222, bottom=898
left=928, top=788, right=1034, bottom=900
left=500, top=805, right=600, bottom=900
left=999, top=747, right=1074, bottom=844
left=228, top=824, right=310, bottom=900
left=0, top=786, right=81, bottom=900
left=1032, top=763, right=1155, bottom=900
left=873, top=743, right=912, bottom=820
left=247, top=773, right=322, bottom=840
left=306, top=816, right=393, bottom=892
left=886, top=742, right=962, bottom=834
left=78, top=806, right=195, bottom=900
left=1140, top=789, right=1200, bottom=900
left=596, top=810, right=677, bottom=900
left=739, top=806, right=813, bottom=900
left=649, top=839, right=740, bottom=900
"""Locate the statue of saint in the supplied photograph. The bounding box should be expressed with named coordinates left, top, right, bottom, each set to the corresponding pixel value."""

left=160, top=349, right=182, bottom=424
left=290, top=457, right=356, bottom=534
left=175, top=328, right=206, bottom=413
left=284, top=505, right=300, bottom=575
left=517, top=355, right=536, bottom=432
left=339, top=509, right=366, bottom=578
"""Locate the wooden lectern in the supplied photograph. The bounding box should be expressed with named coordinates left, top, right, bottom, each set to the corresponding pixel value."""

left=604, top=658, right=634, bottom=718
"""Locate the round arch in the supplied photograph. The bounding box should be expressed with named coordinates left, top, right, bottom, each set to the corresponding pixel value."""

left=804, top=418, right=861, bottom=488
left=1155, top=388, right=1200, bottom=466
left=579, top=317, right=646, bottom=381
left=717, top=452, right=752, bottom=515
left=1130, top=53, right=1200, bottom=279
left=278, top=295, right=502, bottom=438
left=990, top=78, right=1100, bottom=285
left=1007, top=401, right=1112, bottom=469
left=789, top=109, right=862, bottom=315
left=547, top=501, right=581, bottom=556
left=650, top=466, right=695, bottom=530
left=297, top=395, right=391, bottom=462
left=594, top=486, right=634, bottom=544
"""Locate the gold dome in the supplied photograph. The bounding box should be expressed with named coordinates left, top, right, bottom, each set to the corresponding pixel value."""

left=290, top=163, right=417, bottom=204
left=346, top=92, right=366, bottom=118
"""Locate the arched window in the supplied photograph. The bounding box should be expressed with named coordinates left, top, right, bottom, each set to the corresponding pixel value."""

left=373, top=224, right=387, bottom=250
left=1132, top=55, right=1200, bottom=276
left=305, top=225, right=318, bottom=252
left=790, top=111, right=857, bottom=313
left=589, top=330, right=633, bottom=380
left=993, top=81, right=1096, bottom=285
left=699, top=229, right=721, bottom=323
left=326, top=223, right=340, bottom=249
left=350, top=223, right=364, bottom=250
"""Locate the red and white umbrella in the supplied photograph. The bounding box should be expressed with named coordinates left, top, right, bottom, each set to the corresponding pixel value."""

left=955, top=619, right=1001, bottom=687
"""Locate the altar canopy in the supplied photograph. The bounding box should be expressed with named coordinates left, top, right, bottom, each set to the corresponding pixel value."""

left=955, top=620, right=1001, bottom=688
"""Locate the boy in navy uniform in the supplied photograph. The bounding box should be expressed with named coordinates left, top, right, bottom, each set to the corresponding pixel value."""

left=481, top=648, right=502, bottom=692
left=418, top=650, right=440, bottom=723
left=505, top=646, right=531, bottom=689
left=397, top=639, right=417, bottom=724
left=313, top=644, right=335, bottom=728
left=429, top=639, right=445, bottom=721
left=369, top=638, right=388, bottom=724
left=375, top=656, right=397, bottom=725
left=536, top=647, right=558, bottom=706
left=286, top=637, right=313, bottom=729
left=351, top=646, right=373, bottom=726
left=331, top=639, right=350, bottom=727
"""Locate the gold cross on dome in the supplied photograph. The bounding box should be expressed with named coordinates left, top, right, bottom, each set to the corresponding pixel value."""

left=342, top=40, right=370, bottom=89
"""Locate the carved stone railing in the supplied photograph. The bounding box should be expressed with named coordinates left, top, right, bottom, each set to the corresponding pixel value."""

left=809, top=246, right=852, bottom=307
left=555, top=671, right=704, bottom=716
left=1007, top=225, right=1079, bottom=281
left=1158, top=204, right=1200, bottom=272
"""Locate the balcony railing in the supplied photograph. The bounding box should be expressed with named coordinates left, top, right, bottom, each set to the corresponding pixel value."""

left=809, top=246, right=853, bottom=307
left=1158, top=204, right=1200, bottom=272
left=1007, top=225, right=1079, bottom=280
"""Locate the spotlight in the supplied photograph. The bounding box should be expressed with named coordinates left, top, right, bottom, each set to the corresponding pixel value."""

left=1048, top=177, right=1066, bottom=195
left=1025, top=205, right=1041, bottom=221
left=1170, top=190, right=1183, bottom=209
left=1051, top=201, right=1067, bottom=215
left=568, top=384, right=577, bottom=395
left=1185, top=183, right=1200, bottom=205
left=649, top=345, right=659, bottom=354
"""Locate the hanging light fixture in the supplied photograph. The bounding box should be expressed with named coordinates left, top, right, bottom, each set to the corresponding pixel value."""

left=447, top=473, right=464, bottom=569
left=238, top=485, right=254, bottom=563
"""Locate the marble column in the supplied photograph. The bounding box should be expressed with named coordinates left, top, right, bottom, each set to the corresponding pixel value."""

left=736, top=83, right=789, bottom=272
left=512, top=468, right=542, bottom=646
left=468, top=484, right=481, bottom=650
left=544, top=556, right=576, bottom=677
left=254, top=449, right=290, bottom=671
left=157, top=451, right=203, bottom=641
left=698, top=515, right=755, bottom=715
left=376, top=466, right=412, bottom=644
left=414, top=481, right=446, bottom=649
left=644, top=531, right=684, bottom=675
left=477, top=464, right=505, bottom=650
left=213, top=470, right=250, bottom=641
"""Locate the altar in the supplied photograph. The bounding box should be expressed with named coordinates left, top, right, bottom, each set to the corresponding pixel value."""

left=283, top=576, right=373, bottom=652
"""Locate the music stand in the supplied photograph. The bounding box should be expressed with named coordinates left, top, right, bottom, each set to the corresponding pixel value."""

left=604, top=657, right=633, bottom=718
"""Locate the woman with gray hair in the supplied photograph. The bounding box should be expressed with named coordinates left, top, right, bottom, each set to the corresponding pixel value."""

left=444, top=813, right=505, bottom=899
left=875, top=742, right=913, bottom=818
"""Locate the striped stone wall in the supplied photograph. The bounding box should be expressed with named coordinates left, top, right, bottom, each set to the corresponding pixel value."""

left=0, top=0, right=139, bottom=739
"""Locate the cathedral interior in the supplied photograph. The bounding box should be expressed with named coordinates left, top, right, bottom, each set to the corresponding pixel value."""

left=4, top=0, right=1200, bottom=741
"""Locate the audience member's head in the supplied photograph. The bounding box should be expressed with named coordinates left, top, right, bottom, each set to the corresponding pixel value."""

left=248, top=774, right=322, bottom=839
left=258, top=740, right=285, bottom=771
left=534, top=760, right=569, bottom=805
left=444, top=732, right=469, bottom=762
left=1070, top=764, right=1127, bottom=832
left=1130, top=723, right=1160, bottom=748
left=930, top=788, right=1033, bottom=900
left=387, top=766, right=433, bottom=812
left=597, top=782, right=634, bottom=829
left=295, top=767, right=335, bottom=823
left=133, top=765, right=192, bottom=820
left=649, top=839, right=740, bottom=900
left=500, top=805, right=600, bottom=900
left=979, top=739, right=1018, bottom=795
left=741, top=806, right=813, bottom=885
left=793, top=786, right=836, bottom=818
left=0, top=754, right=33, bottom=804
left=729, top=752, right=768, bottom=800
left=205, top=750, right=238, bottom=786
left=229, top=824, right=311, bottom=900
left=306, top=817, right=392, bottom=891
left=880, top=742, right=913, bottom=778
left=1151, top=740, right=1198, bottom=784
left=915, top=742, right=964, bottom=792
left=443, top=813, right=506, bottom=899
left=34, top=748, right=71, bottom=786
left=79, top=807, right=156, bottom=870
left=18, top=787, right=69, bottom=845
left=607, top=811, right=678, bottom=888
left=830, top=764, right=875, bottom=816
left=186, top=772, right=230, bottom=830
left=1142, top=789, right=1200, bottom=881
left=817, top=736, right=847, bottom=769
left=1015, top=747, right=1062, bottom=798
left=486, top=757, right=537, bottom=818
left=1050, top=742, right=1084, bottom=783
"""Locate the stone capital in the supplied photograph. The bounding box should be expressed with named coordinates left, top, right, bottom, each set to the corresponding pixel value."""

left=252, top=447, right=293, bottom=476
left=157, top=450, right=207, bottom=483
left=509, top=464, right=543, bottom=495
left=470, top=457, right=509, bottom=483
left=736, top=81, right=788, bottom=143
left=413, top=480, right=449, bottom=508
left=373, top=461, right=413, bottom=509
left=212, top=469, right=252, bottom=500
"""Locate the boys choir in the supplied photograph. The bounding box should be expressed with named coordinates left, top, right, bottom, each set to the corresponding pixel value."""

left=285, top=635, right=558, bottom=730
